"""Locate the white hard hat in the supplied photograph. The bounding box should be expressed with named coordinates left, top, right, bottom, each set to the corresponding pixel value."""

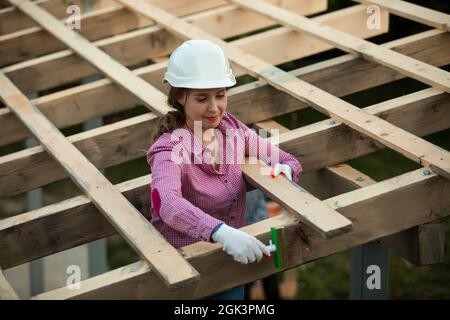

left=163, top=39, right=236, bottom=89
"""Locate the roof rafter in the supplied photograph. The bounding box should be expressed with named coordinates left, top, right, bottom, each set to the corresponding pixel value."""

left=7, top=0, right=172, bottom=116
left=1, top=28, right=445, bottom=149
left=32, top=168, right=450, bottom=299
left=0, top=0, right=325, bottom=66
left=231, top=0, right=450, bottom=92
left=1, top=1, right=356, bottom=95
left=1, top=0, right=448, bottom=300
left=352, top=0, right=450, bottom=31
left=116, top=0, right=450, bottom=180
left=0, top=72, right=200, bottom=288
left=1, top=87, right=448, bottom=269
left=2, top=0, right=355, bottom=240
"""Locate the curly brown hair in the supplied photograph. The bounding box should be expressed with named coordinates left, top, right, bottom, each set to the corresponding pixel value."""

left=150, top=86, right=188, bottom=145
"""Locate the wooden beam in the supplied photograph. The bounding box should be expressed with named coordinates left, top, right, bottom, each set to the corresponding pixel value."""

left=231, top=0, right=450, bottom=93
left=32, top=168, right=450, bottom=299
left=0, top=0, right=325, bottom=66
left=2, top=0, right=352, bottom=242
left=0, top=113, right=159, bottom=197
left=1, top=29, right=446, bottom=148
left=352, top=0, right=450, bottom=32
left=220, top=4, right=386, bottom=74
left=0, top=268, right=19, bottom=300
left=381, top=219, right=447, bottom=266
left=253, top=120, right=375, bottom=199
left=0, top=72, right=199, bottom=289
left=255, top=116, right=447, bottom=266
left=1, top=84, right=449, bottom=198
left=311, top=163, right=447, bottom=266
left=323, top=162, right=447, bottom=266
left=0, top=3, right=152, bottom=66
left=243, top=157, right=352, bottom=238
left=1, top=2, right=361, bottom=96
left=1, top=88, right=448, bottom=269
left=249, top=120, right=352, bottom=239
left=86, top=0, right=450, bottom=181
left=0, top=0, right=101, bottom=34
left=7, top=0, right=173, bottom=117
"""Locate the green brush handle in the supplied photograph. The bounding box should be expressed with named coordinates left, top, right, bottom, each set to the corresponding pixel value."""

left=270, top=227, right=283, bottom=268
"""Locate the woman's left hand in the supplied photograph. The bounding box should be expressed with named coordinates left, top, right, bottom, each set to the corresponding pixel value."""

left=271, top=163, right=293, bottom=181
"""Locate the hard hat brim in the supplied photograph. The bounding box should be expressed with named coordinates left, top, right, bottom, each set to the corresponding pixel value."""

left=163, top=75, right=236, bottom=89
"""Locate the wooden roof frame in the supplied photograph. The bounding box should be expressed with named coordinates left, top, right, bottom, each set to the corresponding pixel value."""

left=0, top=0, right=448, bottom=299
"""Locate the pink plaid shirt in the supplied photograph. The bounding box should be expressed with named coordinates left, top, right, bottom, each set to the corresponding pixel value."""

left=146, top=112, right=302, bottom=248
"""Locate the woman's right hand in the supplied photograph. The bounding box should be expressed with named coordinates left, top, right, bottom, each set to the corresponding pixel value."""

left=212, top=224, right=270, bottom=264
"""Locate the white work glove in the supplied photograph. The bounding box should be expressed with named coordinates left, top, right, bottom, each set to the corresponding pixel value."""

left=271, top=163, right=293, bottom=181
left=212, top=224, right=270, bottom=264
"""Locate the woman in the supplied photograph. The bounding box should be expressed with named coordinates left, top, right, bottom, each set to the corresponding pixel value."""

left=146, top=39, right=302, bottom=299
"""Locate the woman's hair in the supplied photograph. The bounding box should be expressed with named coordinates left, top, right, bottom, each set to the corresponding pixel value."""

left=150, top=86, right=187, bottom=145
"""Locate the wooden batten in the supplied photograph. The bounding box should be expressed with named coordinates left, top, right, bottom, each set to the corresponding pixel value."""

left=1, top=88, right=448, bottom=269
left=231, top=0, right=450, bottom=93
left=0, top=72, right=199, bottom=289
left=1, top=29, right=446, bottom=148
left=243, top=157, right=353, bottom=238
left=1, top=0, right=448, bottom=300
left=0, top=0, right=325, bottom=66
left=33, top=169, right=450, bottom=299
left=381, top=219, right=447, bottom=266
left=353, top=0, right=450, bottom=31
left=115, top=0, right=450, bottom=181
left=6, top=0, right=173, bottom=117
left=2, top=4, right=374, bottom=96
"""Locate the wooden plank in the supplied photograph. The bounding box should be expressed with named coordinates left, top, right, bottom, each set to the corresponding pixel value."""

left=1, top=88, right=449, bottom=268
left=253, top=119, right=289, bottom=135
left=353, top=0, right=450, bottom=31
left=381, top=219, right=447, bottom=266
left=0, top=4, right=152, bottom=66
left=251, top=121, right=352, bottom=239
left=1, top=84, right=449, bottom=198
left=310, top=163, right=447, bottom=266
left=0, top=268, right=19, bottom=300
left=1, top=28, right=446, bottom=148
left=7, top=0, right=173, bottom=116
left=0, top=0, right=113, bottom=35
left=243, top=157, right=352, bottom=238
left=253, top=119, right=386, bottom=201
left=0, top=0, right=324, bottom=67
left=32, top=168, right=450, bottom=299
left=0, top=72, right=199, bottom=288
left=116, top=0, right=450, bottom=181
left=1, top=1, right=347, bottom=96
left=0, top=0, right=325, bottom=36
left=231, top=0, right=450, bottom=93
left=253, top=120, right=376, bottom=196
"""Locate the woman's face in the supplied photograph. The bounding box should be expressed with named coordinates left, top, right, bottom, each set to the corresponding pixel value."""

left=177, top=88, right=227, bottom=134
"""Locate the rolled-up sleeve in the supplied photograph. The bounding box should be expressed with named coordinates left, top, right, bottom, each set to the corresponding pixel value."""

left=150, top=151, right=224, bottom=242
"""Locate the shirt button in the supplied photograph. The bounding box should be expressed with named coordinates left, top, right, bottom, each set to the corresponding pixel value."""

left=232, top=199, right=236, bottom=202
left=230, top=216, right=235, bottom=220
left=224, top=179, right=228, bottom=183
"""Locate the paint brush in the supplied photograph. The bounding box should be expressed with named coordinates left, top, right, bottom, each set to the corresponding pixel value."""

left=263, top=226, right=289, bottom=268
